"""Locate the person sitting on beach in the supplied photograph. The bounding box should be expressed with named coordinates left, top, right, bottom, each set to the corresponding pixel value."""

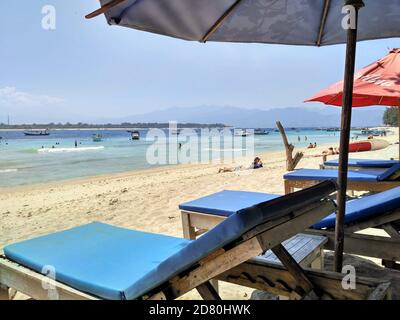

left=322, top=147, right=335, bottom=156
left=313, top=142, right=317, bottom=148
left=218, top=165, right=243, bottom=173
left=218, top=157, right=263, bottom=173
left=307, top=143, right=314, bottom=149
left=251, top=157, right=263, bottom=169
left=334, top=147, right=340, bottom=154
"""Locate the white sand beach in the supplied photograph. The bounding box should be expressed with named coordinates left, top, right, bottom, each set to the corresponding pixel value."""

left=1, top=127, right=398, bottom=300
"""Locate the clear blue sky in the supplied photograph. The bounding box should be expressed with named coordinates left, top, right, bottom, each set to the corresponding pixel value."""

left=0, top=0, right=399, bottom=123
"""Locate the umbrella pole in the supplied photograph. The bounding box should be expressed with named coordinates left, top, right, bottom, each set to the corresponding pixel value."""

left=334, top=0, right=364, bottom=273
left=398, top=108, right=400, bottom=160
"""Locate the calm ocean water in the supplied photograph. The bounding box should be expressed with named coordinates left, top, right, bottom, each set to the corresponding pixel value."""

left=0, top=128, right=346, bottom=188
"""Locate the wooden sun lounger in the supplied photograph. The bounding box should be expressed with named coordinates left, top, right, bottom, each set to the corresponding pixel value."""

left=217, top=259, right=391, bottom=300
left=180, top=194, right=400, bottom=270
left=283, top=166, right=400, bottom=194
left=284, top=180, right=400, bottom=194
left=284, top=178, right=400, bottom=194
left=1, top=181, right=390, bottom=300
left=306, top=208, right=400, bottom=270
left=1, top=193, right=334, bottom=300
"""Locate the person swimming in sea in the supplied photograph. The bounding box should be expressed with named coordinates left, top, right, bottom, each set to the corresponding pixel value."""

left=74, top=140, right=78, bottom=148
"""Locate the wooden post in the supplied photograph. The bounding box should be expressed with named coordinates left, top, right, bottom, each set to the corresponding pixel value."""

left=181, top=212, right=196, bottom=239
left=276, top=121, right=303, bottom=171
left=271, top=244, right=318, bottom=298
left=334, top=0, right=364, bottom=273
left=0, top=285, right=10, bottom=300
left=196, top=282, right=222, bottom=300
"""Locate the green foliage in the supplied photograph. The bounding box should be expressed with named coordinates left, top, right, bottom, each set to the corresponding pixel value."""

left=383, top=107, right=399, bottom=126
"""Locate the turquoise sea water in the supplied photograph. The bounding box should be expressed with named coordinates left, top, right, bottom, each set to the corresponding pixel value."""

left=0, top=128, right=346, bottom=188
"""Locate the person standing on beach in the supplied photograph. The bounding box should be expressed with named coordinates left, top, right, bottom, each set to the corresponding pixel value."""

left=297, top=136, right=300, bottom=142
left=74, top=140, right=78, bottom=148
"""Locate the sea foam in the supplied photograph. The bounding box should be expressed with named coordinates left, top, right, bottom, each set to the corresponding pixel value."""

left=0, top=169, right=18, bottom=173
left=38, top=146, right=105, bottom=153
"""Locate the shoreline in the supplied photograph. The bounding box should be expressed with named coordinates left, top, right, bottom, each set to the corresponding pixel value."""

left=1, top=131, right=398, bottom=193
left=0, top=141, right=337, bottom=193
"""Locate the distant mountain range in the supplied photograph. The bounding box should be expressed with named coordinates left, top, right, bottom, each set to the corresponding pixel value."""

left=119, top=105, right=385, bottom=128
left=5, top=105, right=385, bottom=127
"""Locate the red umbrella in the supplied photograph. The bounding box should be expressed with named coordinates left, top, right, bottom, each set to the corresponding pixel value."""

left=306, top=48, right=400, bottom=159
left=306, top=48, right=400, bottom=107
left=306, top=48, right=400, bottom=266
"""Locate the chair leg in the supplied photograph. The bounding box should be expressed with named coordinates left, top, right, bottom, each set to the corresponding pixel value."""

left=311, top=249, right=324, bottom=270
left=210, top=279, right=219, bottom=294
left=284, top=181, right=292, bottom=194
left=181, top=212, right=196, bottom=240
left=271, top=244, right=319, bottom=299
left=196, top=281, right=222, bottom=300
left=382, top=223, right=400, bottom=239
left=0, top=285, right=10, bottom=300
left=382, top=260, right=400, bottom=271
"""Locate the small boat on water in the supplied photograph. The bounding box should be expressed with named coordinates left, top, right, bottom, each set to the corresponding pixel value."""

left=170, top=128, right=181, bottom=135
left=349, top=139, right=389, bottom=153
left=131, top=130, right=140, bottom=140
left=326, top=128, right=340, bottom=132
left=24, top=129, right=49, bottom=136
left=254, top=128, right=269, bottom=135
left=92, top=134, right=103, bottom=142
left=359, top=129, right=387, bottom=136
left=234, top=129, right=252, bottom=137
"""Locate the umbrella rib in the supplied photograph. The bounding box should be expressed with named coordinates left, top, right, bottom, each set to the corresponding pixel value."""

left=316, top=0, right=331, bottom=46
left=85, top=0, right=127, bottom=19
left=201, top=0, right=244, bottom=43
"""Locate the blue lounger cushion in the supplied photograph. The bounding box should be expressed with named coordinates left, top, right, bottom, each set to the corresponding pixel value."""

left=283, top=166, right=400, bottom=182
left=178, top=187, right=400, bottom=230
left=314, top=186, right=400, bottom=229
left=4, top=187, right=317, bottom=300
left=324, top=158, right=400, bottom=168
left=4, top=222, right=191, bottom=300
left=179, top=190, right=280, bottom=216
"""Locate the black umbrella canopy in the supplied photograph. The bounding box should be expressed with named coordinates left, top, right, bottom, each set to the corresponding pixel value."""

left=88, top=0, right=400, bottom=273
left=95, top=0, right=400, bottom=45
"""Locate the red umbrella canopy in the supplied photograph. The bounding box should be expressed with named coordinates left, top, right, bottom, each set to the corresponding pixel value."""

left=306, top=48, right=400, bottom=107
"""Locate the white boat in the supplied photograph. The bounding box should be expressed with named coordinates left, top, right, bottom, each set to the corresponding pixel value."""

left=92, top=134, right=103, bottom=142
left=254, top=129, right=269, bottom=135
left=234, top=129, right=252, bottom=137
left=170, top=128, right=181, bottom=135
left=24, top=129, right=49, bottom=136
left=131, top=131, right=140, bottom=140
